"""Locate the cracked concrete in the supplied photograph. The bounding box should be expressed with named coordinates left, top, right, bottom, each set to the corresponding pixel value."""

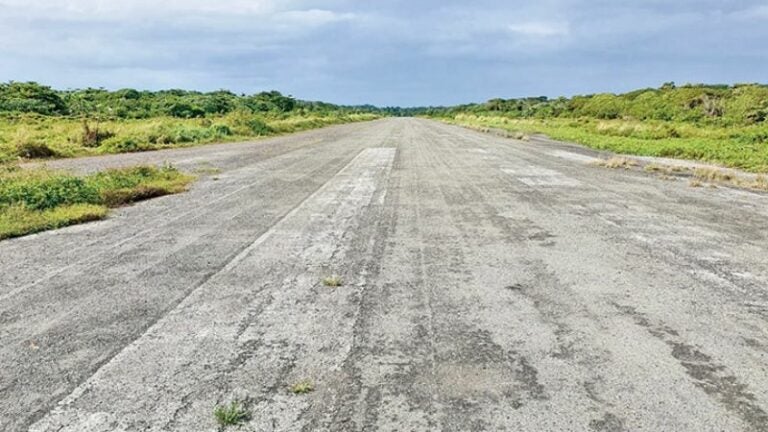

left=2, top=118, right=768, bottom=431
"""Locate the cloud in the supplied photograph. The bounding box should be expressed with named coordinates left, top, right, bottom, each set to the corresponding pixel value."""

left=732, top=5, right=768, bottom=20
left=0, top=0, right=282, bottom=19
left=508, top=21, right=570, bottom=37
left=0, top=0, right=766, bottom=105
left=277, top=9, right=356, bottom=26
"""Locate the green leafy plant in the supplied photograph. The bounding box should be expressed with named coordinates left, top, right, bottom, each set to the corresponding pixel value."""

left=213, top=401, right=249, bottom=426
left=290, top=380, right=315, bottom=394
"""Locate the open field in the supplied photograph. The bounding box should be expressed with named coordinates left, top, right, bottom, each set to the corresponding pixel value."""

left=439, top=114, right=768, bottom=173
left=427, top=83, right=768, bottom=173
left=2, top=118, right=767, bottom=431
left=0, top=82, right=379, bottom=163
left=0, top=112, right=378, bottom=163
left=0, top=83, right=380, bottom=239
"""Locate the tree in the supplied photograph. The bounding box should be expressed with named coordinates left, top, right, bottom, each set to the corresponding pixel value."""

left=0, top=81, right=68, bottom=115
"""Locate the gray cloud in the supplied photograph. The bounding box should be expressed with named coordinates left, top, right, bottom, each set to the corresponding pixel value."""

left=0, top=0, right=766, bottom=105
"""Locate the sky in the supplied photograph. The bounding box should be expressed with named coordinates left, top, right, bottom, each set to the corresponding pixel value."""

left=1, top=0, right=767, bottom=106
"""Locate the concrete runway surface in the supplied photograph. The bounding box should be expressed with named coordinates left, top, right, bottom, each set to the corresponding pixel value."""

left=2, top=118, right=767, bottom=431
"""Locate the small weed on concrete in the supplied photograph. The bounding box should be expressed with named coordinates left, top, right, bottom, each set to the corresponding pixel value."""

left=193, top=163, right=222, bottom=175
left=322, top=275, right=343, bottom=287
left=213, top=401, right=249, bottom=427
left=290, top=380, right=315, bottom=395
left=593, top=157, right=639, bottom=170
left=644, top=163, right=690, bottom=176
left=510, top=131, right=530, bottom=141
left=684, top=167, right=768, bottom=191
left=693, top=167, right=734, bottom=182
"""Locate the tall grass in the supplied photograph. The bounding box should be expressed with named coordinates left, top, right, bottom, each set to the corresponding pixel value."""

left=0, top=112, right=379, bottom=162
left=445, top=114, right=768, bottom=173
left=0, top=165, right=194, bottom=239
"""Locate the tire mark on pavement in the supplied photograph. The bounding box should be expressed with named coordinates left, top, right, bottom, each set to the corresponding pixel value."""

left=614, top=303, right=768, bottom=432
left=30, top=148, right=397, bottom=432
left=0, top=151, right=347, bottom=303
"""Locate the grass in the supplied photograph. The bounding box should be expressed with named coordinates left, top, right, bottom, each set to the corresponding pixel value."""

left=689, top=168, right=768, bottom=191
left=0, top=164, right=194, bottom=239
left=322, top=275, right=343, bottom=287
left=290, top=380, right=315, bottom=394
left=442, top=114, right=768, bottom=173
left=644, top=163, right=688, bottom=174
left=589, top=155, right=768, bottom=191
left=213, top=401, right=249, bottom=427
left=0, top=203, right=107, bottom=239
left=0, top=112, right=379, bottom=162
left=692, top=167, right=735, bottom=182
left=192, top=164, right=222, bottom=175
left=592, top=157, right=639, bottom=169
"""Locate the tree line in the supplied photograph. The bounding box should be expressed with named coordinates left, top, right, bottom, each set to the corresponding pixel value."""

left=0, top=82, right=373, bottom=119
left=427, top=83, right=768, bottom=126
left=4, top=81, right=768, bottom=126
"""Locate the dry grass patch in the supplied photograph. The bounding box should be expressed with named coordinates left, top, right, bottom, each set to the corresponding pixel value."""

left=693, top=167, right=735, bottom=182
left=322, top=275, right=343, bottom=287
left=290, top=380, right=315, bottom=395
left=752, top=175, right=768, bottom=190
left=509, top=131, right=531, bottom=141
left=592, top=157, right=639, bottom=170
left=688, top=168, right=768, bottom=191
left=644, top=163, right=690, bottom=175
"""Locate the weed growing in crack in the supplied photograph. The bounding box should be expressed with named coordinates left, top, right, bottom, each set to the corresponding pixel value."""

left=290, top=380, right=315, bottom=395
left=322, top=275, right=343, bottom=287
left=213, top=401, right=249, bottom=426
left=592, top=157, right=640, bottom=170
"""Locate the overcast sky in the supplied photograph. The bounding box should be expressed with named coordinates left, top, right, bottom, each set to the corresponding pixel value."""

left=1, top=0, right=767, bottom=106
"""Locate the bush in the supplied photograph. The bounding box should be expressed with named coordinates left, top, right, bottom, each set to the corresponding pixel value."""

left=167, top=103, right=205, bottom=119
left=0, top=172, right=100, bottom=210
left=15, top=141, right=57, bottom=159
left=226, top=110, right=275, bottom=136
left=211, top=124, right=232, bottom=137
left=245, top=118, right=273, bottom=135
left=170, top=127, right=211, bottom=143
left=87, top=165, right=192, bottom=206
left=99, top=137, right=144, bottom=153
left=0, top=82, right=68, bottom=115
left=148, top=132, right=174, bottom=145
left=81, top=121, right=115, bottom=148
left=0, top=165, right=194, bottom=239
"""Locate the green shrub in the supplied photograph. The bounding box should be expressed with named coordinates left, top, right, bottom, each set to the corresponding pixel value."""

left=213, top=402, right=249, bottom=426
left=244, top=118, right=273, bottom=135
left=170, top=126, right=211, bottom=143
left=80, top=121, right=115, bottom=148
left=15, top=141, right=57, bottom=158
left=0, top=165, right=194, bottom=239
left=100, top=137, right=144, bottom=153
left=148, top=132, right=174, bottom=145
left=0, top=172, right=100, bottom=210
left=0, top=82, right=68, bottom=115
left=211, top=124, right=232, bottom=137
left=167, top=102, right=205, bottom=118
